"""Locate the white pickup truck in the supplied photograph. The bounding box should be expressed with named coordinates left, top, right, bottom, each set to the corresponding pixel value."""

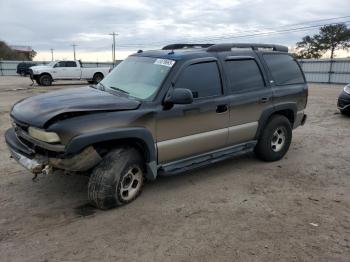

left=29, top=60, right=111, bottom=86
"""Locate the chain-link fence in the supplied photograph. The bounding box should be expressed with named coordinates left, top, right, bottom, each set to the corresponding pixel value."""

left=1, top=59, right=350, bottom=84
left=298, top=59, right=350, bottom=84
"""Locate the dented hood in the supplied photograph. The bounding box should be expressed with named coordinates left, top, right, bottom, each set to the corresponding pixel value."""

left=11, top=86, right=140, bottom=127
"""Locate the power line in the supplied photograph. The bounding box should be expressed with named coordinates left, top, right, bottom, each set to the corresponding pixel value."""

left=112, top=19, right=350, bottom=48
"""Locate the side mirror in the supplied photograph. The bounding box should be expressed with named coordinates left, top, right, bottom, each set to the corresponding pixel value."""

left=165, top=88, right=193, bottom=107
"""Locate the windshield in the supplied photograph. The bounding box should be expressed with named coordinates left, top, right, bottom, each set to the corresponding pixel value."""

left=100, top=56, right=175, bottom=100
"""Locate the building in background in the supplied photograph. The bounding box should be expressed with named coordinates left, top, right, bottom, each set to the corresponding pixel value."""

left=9, top=45, right=36, bottom=60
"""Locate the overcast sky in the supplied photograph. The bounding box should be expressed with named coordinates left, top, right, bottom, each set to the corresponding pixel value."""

left=1, top=0, right=350, bottom=61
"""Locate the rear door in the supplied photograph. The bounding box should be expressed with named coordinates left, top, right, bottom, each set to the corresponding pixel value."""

left=221, top=56, right=273, bottom=145
left=156, top=59, right=229, bottom=164
left=261, top=53, right=307, bottom=126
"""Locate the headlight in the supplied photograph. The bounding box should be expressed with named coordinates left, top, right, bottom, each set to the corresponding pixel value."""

left=28, top=127, right=60, bottom=143
left=344, top=84, right=350, bottom=95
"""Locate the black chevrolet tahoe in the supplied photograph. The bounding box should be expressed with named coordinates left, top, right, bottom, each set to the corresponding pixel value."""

left=5, top=43, right=308, bottom=209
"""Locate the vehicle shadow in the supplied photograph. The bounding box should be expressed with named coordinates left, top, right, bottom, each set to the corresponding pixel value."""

left=15, top=152, right=259, bottom=217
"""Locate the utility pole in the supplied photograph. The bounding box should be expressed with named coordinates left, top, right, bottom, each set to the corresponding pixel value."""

left=50, top=48, right=54, bottom=61
left=109, top=32, right=118, bottom=66
left=71, top=44, right=78, bottom=60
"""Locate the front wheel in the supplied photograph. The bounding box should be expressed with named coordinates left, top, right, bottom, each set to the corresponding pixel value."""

left=39, top=74, right=52, bottom=86
left=88, top=147, right=145, bottom=209
left=255, top=115, right=292, bottom=162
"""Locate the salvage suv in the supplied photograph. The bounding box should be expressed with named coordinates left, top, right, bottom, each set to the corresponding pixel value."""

left=5, top=43, right=308, bottom=209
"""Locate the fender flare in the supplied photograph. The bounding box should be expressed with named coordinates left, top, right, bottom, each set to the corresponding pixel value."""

left=39, top=72, right=53, bottom=79
left=65, top=127, right=157, bottom=180
left=255, top=103, right=297, bottom=139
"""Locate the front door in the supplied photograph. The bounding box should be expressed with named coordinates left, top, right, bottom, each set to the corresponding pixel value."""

left=156, top=60, right=229, bottom=164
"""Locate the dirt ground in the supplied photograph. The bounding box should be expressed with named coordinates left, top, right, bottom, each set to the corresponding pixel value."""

left=0, top=76, right=349, bottom=262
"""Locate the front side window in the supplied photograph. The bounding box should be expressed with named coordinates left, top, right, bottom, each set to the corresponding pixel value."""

left=263, top=54, right=305, bottom=85
left=56, top=61, right=66, bottom=67
left=100, top=56, right=174, bottom=100
left=225, top=59, right=265, bottom=93
left=175, top=62, right=222, bottom=99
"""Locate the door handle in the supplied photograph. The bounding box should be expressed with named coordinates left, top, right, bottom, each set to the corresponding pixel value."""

left=260, top=97, right=270, bottom=103
left=216, top=104, right=228, bottom=113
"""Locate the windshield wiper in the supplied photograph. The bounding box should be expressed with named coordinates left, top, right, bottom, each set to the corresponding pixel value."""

left=109, top=86, right=130, bottom=95
left=97, top=82, right=106, bottom=91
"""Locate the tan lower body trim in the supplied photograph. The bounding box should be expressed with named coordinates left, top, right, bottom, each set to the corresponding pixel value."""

left=227, top=122, right=258, bottom=145
left=157, top=128, right=227, bottom=164
left=157, top=122, right=258, bottom=164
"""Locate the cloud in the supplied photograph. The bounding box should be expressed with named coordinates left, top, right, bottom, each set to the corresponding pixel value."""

left=0, top=0, right=349, bottom=60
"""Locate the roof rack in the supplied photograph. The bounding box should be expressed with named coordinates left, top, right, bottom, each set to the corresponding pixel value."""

left=207, top=43, right=288, bottom=52
left=162, top=44, right=214, bottom=50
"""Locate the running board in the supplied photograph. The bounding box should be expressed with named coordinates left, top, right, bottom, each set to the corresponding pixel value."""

left=159, top=141, right=257, bottom=176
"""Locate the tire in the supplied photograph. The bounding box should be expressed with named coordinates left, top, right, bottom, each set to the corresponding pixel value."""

left=39, top=74, right=52, bottom=86
left=255, top=115, right=292, bottom=162
left=88, top=147, right=145, bottom=209
left=340, top=109, right=350, bottom=116
left=92, top=73, right=103, bottom=84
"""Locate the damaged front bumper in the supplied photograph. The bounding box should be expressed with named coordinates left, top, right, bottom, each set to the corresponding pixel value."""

left=5, top=128, right=102, bottom=174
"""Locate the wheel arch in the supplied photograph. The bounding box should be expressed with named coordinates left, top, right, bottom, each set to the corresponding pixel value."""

left=256, top=103, right=297, bottom=140
left=39, top=72, right=53, bottom=79
left=65, top=127, right=157, bottom=180
left=93, top=72, right=104, bottom=78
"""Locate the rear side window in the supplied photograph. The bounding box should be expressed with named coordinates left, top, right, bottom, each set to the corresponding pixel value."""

left=66, top=61, right=77, bottom=67
left=175, top=62, right=222, bottom=98
left=263, top=54, right=304, bottom=85
left=225, top=59, right=265, bottom=93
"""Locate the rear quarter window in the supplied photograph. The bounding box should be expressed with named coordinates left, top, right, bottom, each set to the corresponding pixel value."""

left=263, top=54, right=304, bottom=85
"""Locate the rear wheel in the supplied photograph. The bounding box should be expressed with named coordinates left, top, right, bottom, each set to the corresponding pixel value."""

left=92, top=73, right=103, bottom=84
left=88, top=147, right=145, bottom=209
left=39, top=74, right=52, bottom=86
left=255, top=115, right=292, bottom=161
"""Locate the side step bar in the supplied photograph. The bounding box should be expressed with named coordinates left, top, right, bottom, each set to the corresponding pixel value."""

left=159, top=141, right=257, bottom=176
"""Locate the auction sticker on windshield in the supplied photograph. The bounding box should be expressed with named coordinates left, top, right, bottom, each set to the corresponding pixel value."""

left=154, top=59, right=175, bottom=67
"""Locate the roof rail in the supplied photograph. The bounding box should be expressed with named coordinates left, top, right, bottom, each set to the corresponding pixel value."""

left=162, top=43, right=214, bottom=50
left=207, top=43, right=288, bottom=52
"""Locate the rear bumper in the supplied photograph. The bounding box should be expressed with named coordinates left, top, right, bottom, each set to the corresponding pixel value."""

left=294, top=111, right=307, bottom=128
left=301, top=114, right=307, bottom=126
